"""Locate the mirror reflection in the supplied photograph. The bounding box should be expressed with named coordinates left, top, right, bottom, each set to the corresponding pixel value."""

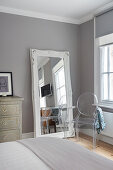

left=38, top=56, right=68, bottom=135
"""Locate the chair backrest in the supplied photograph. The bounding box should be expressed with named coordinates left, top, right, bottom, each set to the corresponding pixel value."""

left=77, top=92, right=98, bottom=118
left=41, top=109, right=51, bottom=117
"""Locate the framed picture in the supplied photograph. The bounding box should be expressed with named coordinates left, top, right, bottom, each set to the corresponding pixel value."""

left=0, top=72, right=13, bottom=96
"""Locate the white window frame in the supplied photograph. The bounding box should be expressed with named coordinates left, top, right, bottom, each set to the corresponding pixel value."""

left=100, top=44, right=113, bottom=103
left=52, top=59, right=67, bottom=106
left=94, top=32, right=113, bottom=107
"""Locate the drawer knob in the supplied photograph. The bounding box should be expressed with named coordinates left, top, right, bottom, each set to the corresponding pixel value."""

left=1, top=106, right=7, bottom=113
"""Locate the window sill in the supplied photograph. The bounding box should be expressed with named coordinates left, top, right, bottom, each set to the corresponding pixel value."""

left=98, top=103, right=113, bottom=110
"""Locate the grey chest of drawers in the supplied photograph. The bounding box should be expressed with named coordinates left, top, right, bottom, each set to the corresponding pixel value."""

left=0, top=96, right=24, bottom=143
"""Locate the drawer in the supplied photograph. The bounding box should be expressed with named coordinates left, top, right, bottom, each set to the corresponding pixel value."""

left=0, top=105, right=19, bottom=116
left=0, top=129, right=21, bottom=143
left=0, top=117, right=20, bottom=130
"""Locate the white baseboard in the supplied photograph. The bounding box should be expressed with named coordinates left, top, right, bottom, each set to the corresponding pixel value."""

left=99, top=135, right=113, bottom=145
left=22, top=131, right=113, bottom=146
left=22, top=132, right=34, bottom=139
left=80, top=129, right=113, bottom=145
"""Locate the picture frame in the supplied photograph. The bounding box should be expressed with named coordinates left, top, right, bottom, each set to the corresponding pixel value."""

left=0, top=72, right=13, bottom=96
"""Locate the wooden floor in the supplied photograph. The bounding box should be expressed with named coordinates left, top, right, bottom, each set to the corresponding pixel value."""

left=69, top=133, right=113, bottom=161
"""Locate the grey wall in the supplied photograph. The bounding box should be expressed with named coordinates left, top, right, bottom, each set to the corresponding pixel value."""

left=96, top=9, right=113, bottom=38
left=79, top=20, right=94, bottom=94
left=50, top=57, right=61, bottom=69
left=38, top=68, right=42, bottom=81
left=0, top=12, right=80, bottom=133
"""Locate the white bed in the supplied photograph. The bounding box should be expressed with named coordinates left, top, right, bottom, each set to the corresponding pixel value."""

left=0, top=141, right=49, bottom=170
left=0, top=137, right=113, bottom=170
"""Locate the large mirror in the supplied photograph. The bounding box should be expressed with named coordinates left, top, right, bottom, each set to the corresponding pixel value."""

left=38, top=57, right=67, bottom=135
left=30, top=49, right=73, bottom=138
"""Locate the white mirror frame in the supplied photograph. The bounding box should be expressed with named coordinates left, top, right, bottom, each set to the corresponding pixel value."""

left=30, top=49, right=73, bottom=138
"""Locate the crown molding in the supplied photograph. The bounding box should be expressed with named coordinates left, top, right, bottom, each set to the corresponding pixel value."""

left=0, top=5, right=79, bottom=25
left=0, top=1, right=113, bottom=25
left=79, top=14, right=94, bottom=24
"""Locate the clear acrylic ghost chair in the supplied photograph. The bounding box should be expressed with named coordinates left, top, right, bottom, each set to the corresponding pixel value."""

left=58, top=95, right=68, bottom=138
left=73, top=92, right=98, bottom=149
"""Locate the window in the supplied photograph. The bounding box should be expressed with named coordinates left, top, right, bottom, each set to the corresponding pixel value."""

left=100, top=44, right=113, bottom=102
left=53, top=59, right=66, bottom=106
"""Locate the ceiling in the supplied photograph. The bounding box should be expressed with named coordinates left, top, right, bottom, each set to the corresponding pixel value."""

left=0, top=0, right=113, bottom=24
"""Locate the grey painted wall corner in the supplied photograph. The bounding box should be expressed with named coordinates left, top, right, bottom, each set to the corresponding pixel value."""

left=79, top=19, right=94, bottom=94
left=0, top=12, right=80, bottom=133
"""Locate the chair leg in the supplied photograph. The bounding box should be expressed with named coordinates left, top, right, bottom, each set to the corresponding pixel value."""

left=54, top=124, right=56, bottom=133
left=93, top=124, right=96, bottom=150
left=64, top=122, right=67, bottom=139
left=59, top=118, right=64, bottom=134
left=75, top=122, right=79, bottom=141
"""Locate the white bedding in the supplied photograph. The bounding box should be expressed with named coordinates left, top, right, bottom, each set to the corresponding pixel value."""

left=0, top=137, right=113, bottom=170
left=0, top=141, right=49, bottom=170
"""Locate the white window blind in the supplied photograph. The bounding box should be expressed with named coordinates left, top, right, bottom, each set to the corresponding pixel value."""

left=100, top=44, right=113, bottom=102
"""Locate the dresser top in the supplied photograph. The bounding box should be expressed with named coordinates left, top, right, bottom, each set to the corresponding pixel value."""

left=0, top=96, right=24, bottom=102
